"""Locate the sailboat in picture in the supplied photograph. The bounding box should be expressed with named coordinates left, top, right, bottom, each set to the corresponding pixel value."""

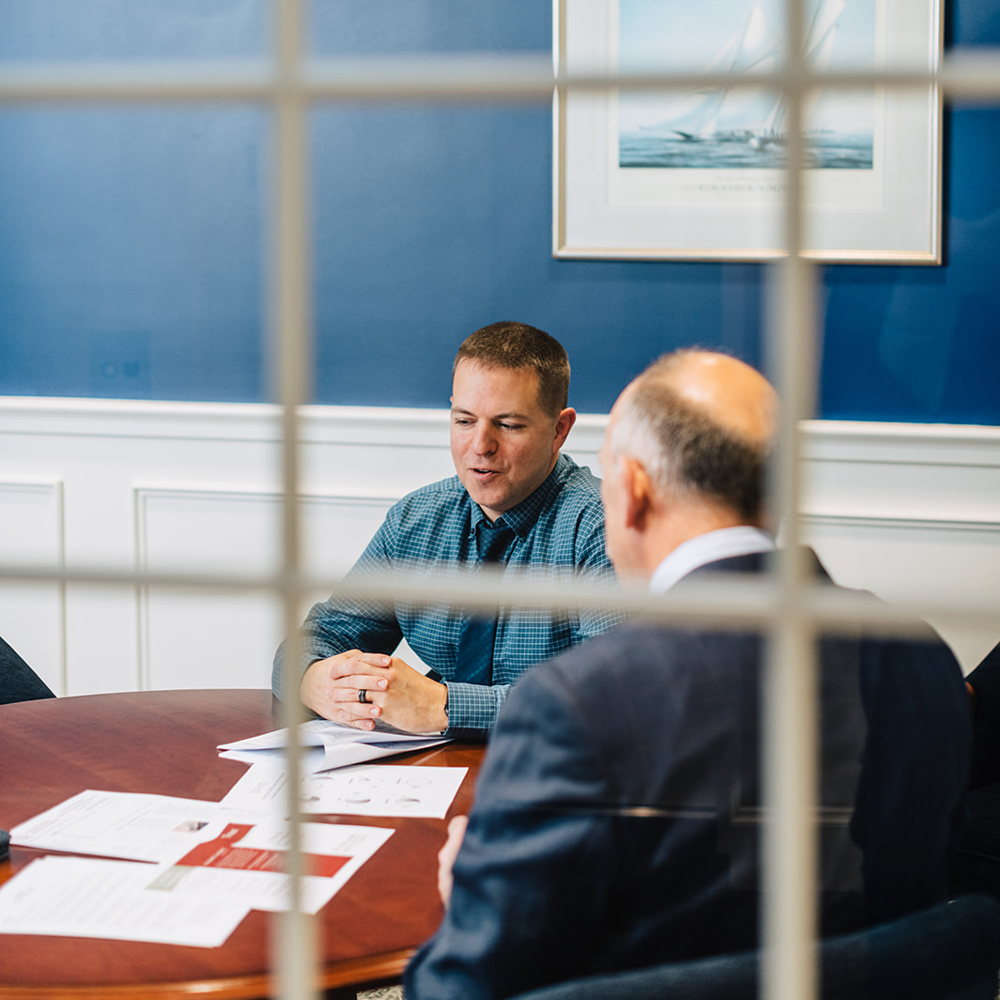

left=619, top=0, right=874, bottom=169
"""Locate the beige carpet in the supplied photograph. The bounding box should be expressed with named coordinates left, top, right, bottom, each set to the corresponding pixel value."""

left=357, top=987, right=403, bottom=1000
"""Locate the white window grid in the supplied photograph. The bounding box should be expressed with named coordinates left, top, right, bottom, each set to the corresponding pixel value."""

left=2, top=2, right=1000, bottom=998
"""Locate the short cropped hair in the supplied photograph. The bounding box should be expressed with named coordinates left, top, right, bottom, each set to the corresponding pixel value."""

left=454, top=322, right=570, bottom=418
left=609, top=352, right=769, bottom=523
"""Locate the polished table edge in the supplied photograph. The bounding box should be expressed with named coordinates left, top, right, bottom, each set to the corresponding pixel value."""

left=0, top=946, right=415, bottom=999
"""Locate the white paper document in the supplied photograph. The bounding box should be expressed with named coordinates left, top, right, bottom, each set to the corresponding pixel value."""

left=219, top=744, right=327, bottom=771
left=221, top=761, right=468, bottom=819
left=0, top=855, right=249, bottom=947
left=218, top=719, right=449, bottom=772
left=11, top=790, right=223, bottom=862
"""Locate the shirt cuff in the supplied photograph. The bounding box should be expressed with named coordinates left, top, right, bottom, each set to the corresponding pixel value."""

left=442, top=680, right=511, bottom=740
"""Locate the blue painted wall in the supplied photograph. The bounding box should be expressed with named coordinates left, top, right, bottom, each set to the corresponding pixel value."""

left=0, top=0, right=997, bottom=422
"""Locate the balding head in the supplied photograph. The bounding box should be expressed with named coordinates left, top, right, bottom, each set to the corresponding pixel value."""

left=656, top=351, right=776, bottom=447
left=607, top=350, right=776, bottom=524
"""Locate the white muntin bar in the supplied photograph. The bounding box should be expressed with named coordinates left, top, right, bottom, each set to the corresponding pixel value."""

left=271, top=1, right=317, bottom=999
left=0, top=562, right=997, bottom=635
left=761, top=0, right=820, bottom=996
left=4, top=52, right=1000, bottom=105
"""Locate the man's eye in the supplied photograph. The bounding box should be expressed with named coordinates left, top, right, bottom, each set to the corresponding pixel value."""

left=454, top=418, right=473, bottom=426
left=499, top=423, right=523, bottom=431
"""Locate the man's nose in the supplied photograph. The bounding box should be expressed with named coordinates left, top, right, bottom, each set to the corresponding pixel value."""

left=472, top=424, right=497, bottom=455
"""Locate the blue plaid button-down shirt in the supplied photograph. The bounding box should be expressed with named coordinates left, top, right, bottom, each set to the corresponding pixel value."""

left=273, top=453, right=624, bottom=738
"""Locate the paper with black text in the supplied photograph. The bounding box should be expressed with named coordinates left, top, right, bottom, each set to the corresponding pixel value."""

left=11, top=790, right=223, bottom=863
left=0, top=855, right=249, bottom=947
left=221, top=761, right=468, bottom=818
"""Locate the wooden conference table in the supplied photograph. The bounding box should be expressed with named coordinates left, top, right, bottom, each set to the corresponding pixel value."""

left=0, top=689, right=485, bottom=999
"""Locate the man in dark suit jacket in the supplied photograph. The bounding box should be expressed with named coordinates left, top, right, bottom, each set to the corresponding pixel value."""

left=404, top=351, right=971, bottom=1000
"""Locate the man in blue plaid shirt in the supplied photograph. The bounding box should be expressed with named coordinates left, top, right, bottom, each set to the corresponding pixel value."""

left=273, top=322, right=622, bottom=739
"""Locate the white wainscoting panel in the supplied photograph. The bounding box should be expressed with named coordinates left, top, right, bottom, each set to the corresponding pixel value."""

left=800, top=421, right=1000, bottom=671
left=135, top=487, right=396, bottom=690
left=0, top=397, right=998, bottom=694
left=804, top=514, right=1000, bottom=671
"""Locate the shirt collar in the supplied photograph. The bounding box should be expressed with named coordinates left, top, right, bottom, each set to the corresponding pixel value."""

left=649, top=526, right=775, bottom=595
left=468, top=453, right=575, bottom=539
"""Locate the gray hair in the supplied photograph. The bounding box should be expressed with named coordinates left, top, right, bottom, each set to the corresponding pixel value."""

left=608, top=355, right=769, bottom=524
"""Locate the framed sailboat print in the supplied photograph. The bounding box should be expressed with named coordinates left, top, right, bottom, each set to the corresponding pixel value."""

left=553, top=0, right=942, bottom=262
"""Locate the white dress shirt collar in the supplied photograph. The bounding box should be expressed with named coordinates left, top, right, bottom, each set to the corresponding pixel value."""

left=649, top=526, right=775, bottom=595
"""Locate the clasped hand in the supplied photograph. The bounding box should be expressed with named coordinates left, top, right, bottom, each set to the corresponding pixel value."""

left=299, top=649, right=449, bottom=734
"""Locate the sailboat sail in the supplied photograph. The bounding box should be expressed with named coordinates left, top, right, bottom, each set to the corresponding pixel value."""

left=636, top=0, right=846, bottom=146
left=750, top=0, right=846, bottom=146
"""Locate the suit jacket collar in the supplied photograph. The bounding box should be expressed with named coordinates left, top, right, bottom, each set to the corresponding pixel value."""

left=687, top=546, right=834, bottom=584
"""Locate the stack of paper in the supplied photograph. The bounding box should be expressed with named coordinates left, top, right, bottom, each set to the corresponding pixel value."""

left=1, top=790, right=392, bottom=947
left=217, top=718, right=450, bottom=772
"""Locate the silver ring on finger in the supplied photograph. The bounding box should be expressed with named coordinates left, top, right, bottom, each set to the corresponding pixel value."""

left=358, top=689, right=369, bottom=704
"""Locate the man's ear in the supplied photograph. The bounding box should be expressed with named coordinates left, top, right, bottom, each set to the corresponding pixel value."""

left=553, top=407, right=577, bottom=451
left=621, top=457, right=653, bottom=531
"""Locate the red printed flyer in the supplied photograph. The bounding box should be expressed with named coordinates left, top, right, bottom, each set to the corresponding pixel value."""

left=176, top=823, right=349, bottom=878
